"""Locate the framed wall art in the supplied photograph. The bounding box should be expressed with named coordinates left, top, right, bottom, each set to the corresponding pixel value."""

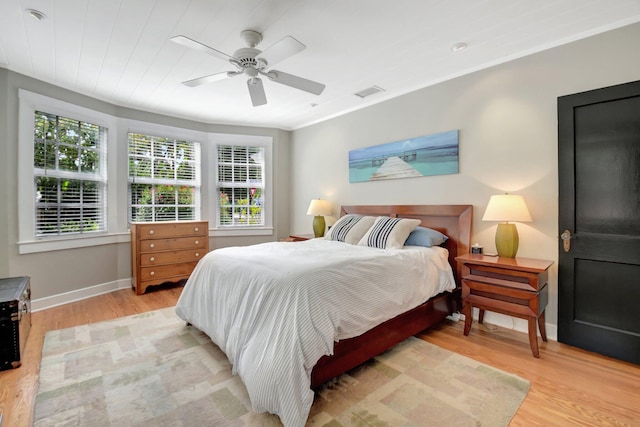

left=348, top=129, right=459, bottom=183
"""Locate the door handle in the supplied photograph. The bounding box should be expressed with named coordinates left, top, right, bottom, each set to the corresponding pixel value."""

left=560, top=229, right=572, bottom=252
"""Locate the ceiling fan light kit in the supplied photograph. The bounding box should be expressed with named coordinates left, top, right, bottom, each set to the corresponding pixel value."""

left=171, top=30, right=326, bottom=106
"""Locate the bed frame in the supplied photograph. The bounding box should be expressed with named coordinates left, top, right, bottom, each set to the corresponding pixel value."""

left=310, top=204, right=473, bottom=388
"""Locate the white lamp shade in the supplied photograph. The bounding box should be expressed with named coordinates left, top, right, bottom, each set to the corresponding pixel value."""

left=482, top=194, right=532, bottom=223
left=307, top=199, right=332, bottom=216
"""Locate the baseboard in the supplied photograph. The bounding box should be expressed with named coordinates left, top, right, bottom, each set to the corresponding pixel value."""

left=457, top=309, right=558, bottom=341
left=31, top=279, right=132, bottom=312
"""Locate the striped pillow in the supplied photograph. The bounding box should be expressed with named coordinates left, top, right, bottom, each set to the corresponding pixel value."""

left=358, top=217, right=421, bottom=249
left=325, top=215, right=376, bottom=245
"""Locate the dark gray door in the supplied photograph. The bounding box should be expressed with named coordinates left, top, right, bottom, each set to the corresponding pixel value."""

left=558, top=80, right=640, bottom=365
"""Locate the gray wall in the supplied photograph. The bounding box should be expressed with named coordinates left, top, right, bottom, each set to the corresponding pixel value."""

left=0, top=70, right=291, bottom=300
left=289, top=22, right=640, bottom=337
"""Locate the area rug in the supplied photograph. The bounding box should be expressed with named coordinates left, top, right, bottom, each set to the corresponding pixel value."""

left=35, top=307, right=529, bottom=426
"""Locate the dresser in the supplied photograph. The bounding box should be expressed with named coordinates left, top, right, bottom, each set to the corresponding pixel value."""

left=130, top=221, right=208, bottom=295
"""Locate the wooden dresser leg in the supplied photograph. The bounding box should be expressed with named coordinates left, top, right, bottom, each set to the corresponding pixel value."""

left=528, top=317, right=540, bottom=358
left=538, top=311, right=548, bottom=342
left=478, top=309, right=485, bottom=324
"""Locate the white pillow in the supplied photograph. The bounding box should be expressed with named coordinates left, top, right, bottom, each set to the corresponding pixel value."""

left=358, top=217, right=421, bottom=249
left=325, top=215, right=377, bottom=245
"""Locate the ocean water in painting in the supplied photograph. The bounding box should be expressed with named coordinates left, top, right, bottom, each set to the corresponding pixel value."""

left=349, top=130, right=459, bottom=183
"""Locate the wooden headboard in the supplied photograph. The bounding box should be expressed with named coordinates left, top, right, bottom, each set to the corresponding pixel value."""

left=340, top=204, right=473, bottom=284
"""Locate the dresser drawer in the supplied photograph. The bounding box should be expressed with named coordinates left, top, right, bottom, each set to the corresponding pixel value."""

left=140, top=250, right=205, bottom=266
left=140, top=262, right=199, bottom=281
left=139, top=237, right=206, bottom=252
left=136, top=222, right=207, bottom=239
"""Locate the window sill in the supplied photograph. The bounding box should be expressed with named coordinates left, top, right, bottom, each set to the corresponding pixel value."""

left=18, top=232, right=131, bottom=254
left=210, top=227, right=273, bottom=237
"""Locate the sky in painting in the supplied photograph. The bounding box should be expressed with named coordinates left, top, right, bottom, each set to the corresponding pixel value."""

left=349, top=130, right=458, bottom=161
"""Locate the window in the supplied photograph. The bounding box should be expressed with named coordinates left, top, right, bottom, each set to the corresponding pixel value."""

left=216, top=144, right=265, bottom=227
left=18, top=90, right=275, bottom=253
left=128, top=133, right=201, bottom=222
left=33, top=111, right=107, bottom=236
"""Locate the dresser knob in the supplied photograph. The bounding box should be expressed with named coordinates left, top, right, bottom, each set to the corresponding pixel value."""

left=195, top=227, right=199, bottom=232
left=195, top=253, right=200, bottom=257
left=150, top=271, right=155, bottom=276
left=195, top=240, right=199, bottom=245
left=149, top=230, right=154, bottom=235
left=150, top=257, right=155, bottom=262
left=149, top=243, right=155, bottom=249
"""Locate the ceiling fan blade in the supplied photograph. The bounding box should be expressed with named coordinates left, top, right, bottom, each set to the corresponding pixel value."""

left=247, top=78, right=267, bottom=106
left=181, top=71, right=236, bottom=87
left=266, top=70, right=325, bottom=95
left=170, top=35, right=234, bottom=63
left=256, top=36, right=305, bottom=66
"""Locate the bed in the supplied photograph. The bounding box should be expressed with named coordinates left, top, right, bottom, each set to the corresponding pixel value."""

left=175, top=204, right=472, bottom=426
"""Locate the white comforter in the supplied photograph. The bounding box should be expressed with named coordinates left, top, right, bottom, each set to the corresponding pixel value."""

left=175, top=238, right=455, bottom=426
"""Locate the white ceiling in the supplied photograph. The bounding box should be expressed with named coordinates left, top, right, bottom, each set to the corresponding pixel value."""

left=1, top=0, right=639, bottom=130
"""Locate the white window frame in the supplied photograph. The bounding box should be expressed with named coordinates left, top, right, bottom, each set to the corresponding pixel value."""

left=210, top=134, right=273, bottom=237
left=127, top=131, right=202, bottom=223
left=17, top=91, right=274, bottom=252
left=33, top=111, right=107, bottom=236
left=18, top=90, right=122, bottom=254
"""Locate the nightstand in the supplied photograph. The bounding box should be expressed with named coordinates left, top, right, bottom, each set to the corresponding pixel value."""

left=284, top=233, right=314, bottom=242
left=455, top=253, right=553, bottom=358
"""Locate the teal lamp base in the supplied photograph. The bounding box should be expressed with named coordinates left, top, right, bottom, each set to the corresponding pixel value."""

left=495, top=223, right=519, bottom=258
left=312, top=216, right=326, bottom=238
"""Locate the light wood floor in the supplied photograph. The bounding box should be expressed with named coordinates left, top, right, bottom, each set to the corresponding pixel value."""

left=1, top=285, right=638, bottom=426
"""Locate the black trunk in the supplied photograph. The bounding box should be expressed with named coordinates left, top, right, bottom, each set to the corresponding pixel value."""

left=0, top=277, right=31, bottom=370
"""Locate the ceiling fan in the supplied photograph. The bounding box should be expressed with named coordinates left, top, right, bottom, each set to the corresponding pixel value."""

left=171, top=30, right=326, bottom=107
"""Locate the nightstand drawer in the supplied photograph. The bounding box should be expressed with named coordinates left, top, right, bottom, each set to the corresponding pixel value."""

left=462, top=263, right=548, bottom=291
left=463, top=280, right=548, bottom=317
left=462, top=278, right=540, bottom=300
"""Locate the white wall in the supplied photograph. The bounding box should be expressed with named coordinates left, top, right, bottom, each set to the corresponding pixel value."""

left=289, top=23, right=640, bottom=338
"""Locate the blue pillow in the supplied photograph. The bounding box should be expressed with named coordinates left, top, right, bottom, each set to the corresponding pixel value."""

left=404, top=226, right=448, bottom=247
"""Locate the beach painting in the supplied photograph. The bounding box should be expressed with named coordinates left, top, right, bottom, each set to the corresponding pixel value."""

left=349, top=130, right=459, bottom=183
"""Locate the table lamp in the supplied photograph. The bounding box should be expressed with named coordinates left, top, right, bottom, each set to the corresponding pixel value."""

left=482, top=194, right=532, bottom=258
left=306, top=199, right=332, bottom=238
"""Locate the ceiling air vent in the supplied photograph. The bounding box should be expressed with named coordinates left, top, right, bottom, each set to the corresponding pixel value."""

left=354, top=85, right=385, bottom=98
